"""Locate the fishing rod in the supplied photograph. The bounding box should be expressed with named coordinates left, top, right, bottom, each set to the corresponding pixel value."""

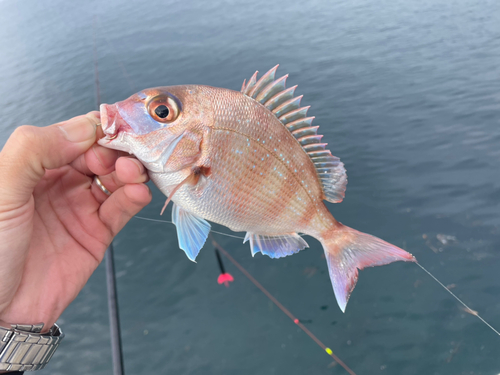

left=210, top=235, right=357, bottom=375
left=93, top=18, right=125, bottom=375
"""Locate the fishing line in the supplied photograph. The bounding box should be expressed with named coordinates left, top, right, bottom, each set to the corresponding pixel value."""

left=93, top=17, right=125, bottom=375
left=415, top=262, right=500, bottom=336
left=93, top=16, right=136, bottom=92
left=133, top=215, right=500, bottom=338
left=133, top=215, right=246, bottom=240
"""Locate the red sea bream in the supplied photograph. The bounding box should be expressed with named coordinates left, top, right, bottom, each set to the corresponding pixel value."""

left=98, top=66, right=416, bottom=311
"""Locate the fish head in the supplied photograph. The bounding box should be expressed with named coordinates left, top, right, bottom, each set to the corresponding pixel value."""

left=98, top=85, right=213, bottom=172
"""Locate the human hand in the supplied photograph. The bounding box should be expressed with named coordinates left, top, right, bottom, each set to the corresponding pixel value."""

left=0, top=111, right=151, bottom=332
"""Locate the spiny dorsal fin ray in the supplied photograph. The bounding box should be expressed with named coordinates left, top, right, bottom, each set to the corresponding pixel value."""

left=286, top=117, right=314, bottom=132
left=256, top=75, right=288, bottom=104
left=279, top=106, right=310, bottom=125
left=303, top=143, right=327, bottom=152
left=248, top=65, right=278, bottom=99
left=273, top=96, right=303, bottom=118
left=264, top=86, right=297, bottom=111
left=240, top=66, right=348, bottom=203
left=243, top=71, right=258, bottom=95
left=298, top=134, right=323, bottom=145
left=291, top=126, right=319, bottom=139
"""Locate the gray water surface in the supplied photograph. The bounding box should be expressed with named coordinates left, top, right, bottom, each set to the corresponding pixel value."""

left=0, top=0, right=499, bottom=374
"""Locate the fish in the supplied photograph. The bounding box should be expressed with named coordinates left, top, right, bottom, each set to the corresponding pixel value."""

left=98, top=65, right=416, bottom=311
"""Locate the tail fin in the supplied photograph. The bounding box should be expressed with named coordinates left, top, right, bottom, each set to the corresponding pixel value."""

left=321, top=224, right=416, bottom=312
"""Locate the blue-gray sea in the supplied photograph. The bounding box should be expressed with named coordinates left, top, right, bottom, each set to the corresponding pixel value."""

left=1, top=0, right=499, bottom=374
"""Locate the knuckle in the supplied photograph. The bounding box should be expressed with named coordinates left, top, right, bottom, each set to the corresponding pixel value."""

left=12, top=125, right=40, bottom=149
left=0, top=126, right=42, bottom=173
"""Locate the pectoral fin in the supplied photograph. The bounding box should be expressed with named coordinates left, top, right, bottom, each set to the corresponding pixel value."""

left=244, top=232, right=309, bottom=259
left=160, top=166, right=212, bottom=215
left=172, top=203, right=211, bottom=262
left=160, top=172, right=197, bottom=215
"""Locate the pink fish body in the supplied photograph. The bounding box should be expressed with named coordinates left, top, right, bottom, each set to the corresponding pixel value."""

left=98, top=66, right=415, bottom=311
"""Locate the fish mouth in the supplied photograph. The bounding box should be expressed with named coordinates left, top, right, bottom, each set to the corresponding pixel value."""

left=99, top=103, right=130, bottom=141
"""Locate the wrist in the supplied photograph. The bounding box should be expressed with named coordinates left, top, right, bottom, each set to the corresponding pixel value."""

left=0, top=318, right=52, bottom=336
left=0, top=321, right=64, bottom=372
left=0, top=302, right=59, bottom=335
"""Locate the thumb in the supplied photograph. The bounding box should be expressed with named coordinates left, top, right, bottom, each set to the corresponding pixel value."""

left=0, top=111, right=100, bottom=206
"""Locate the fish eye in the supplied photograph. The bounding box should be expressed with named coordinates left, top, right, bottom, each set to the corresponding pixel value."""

left=147, top=95, right=180, bottom=123
left=155, top=105, right=169, bottom=118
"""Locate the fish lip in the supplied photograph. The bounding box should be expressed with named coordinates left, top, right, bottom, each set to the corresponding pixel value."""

left=100, top=104, right=108, bottom=126
left=99, top=103, right=125, bottom=140
left=99, top=104, right=112, bottom=137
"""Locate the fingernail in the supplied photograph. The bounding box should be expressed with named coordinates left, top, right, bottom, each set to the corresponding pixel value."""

left=129, top=158, right=146, bottom=175
left=59, top=118, right=96, bottom=143
left=88, top=110, right=101, bottom=121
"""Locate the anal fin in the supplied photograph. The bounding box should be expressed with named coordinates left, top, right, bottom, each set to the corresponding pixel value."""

left=244, top=233, right=309, bottom=259
left=172, top=203, right=211, bottom=262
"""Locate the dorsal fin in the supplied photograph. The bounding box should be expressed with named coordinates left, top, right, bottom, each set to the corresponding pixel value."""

left=241, top=66, right=348, bottom=203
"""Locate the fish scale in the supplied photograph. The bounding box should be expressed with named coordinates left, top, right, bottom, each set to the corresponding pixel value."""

left=99, top=66, right=415, bottom=312
left=206, top=88, right=325, bottom=231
